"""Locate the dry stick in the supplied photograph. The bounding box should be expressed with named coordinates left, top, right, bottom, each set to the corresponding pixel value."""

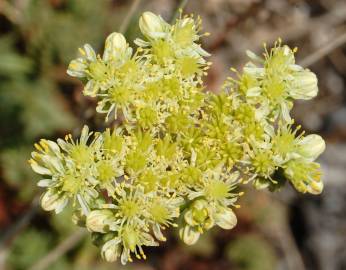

left=299, top=31, right=346, bottom=68
left=119, top=0, right=142, bottom=34
left=28, top=229, right=87, bottom=270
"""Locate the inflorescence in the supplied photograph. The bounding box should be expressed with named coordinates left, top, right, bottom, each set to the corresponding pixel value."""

left=29, top=11, right=325, bottom=264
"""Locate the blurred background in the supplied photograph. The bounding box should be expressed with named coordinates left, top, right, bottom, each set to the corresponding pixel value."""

left=0, top=0, right=345, bottom=269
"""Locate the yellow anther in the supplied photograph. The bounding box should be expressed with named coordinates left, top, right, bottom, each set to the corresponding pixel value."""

left=78, top=48, right=86, bottom=56
left=34, top=143, right=43, bottom=151
left=28, top=159, right=35, bottom=164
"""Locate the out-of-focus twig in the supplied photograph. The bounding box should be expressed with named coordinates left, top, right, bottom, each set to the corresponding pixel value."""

left=0, top=1, right=20, bottom=23
left=299, top=31, right=346, bottom=68
left=119, top=0, right=142, bottom=34
left=241, top=2, right=346, bottom=56
left=264, top=196, right=307, bottom=270
left=0, top=0, right=30, bottom=24
left=28, top=229, right=87, bottom=270
left=0, top=196, right=40, bottom=249
left=171, top=0, right=189, bottom=23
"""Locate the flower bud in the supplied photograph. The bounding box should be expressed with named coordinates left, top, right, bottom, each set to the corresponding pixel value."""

left=298, top=134, right=325, bottom=160
left=101, top=239, right=121, bottom=262
left=284, top=159, right=323, bottom=194
left=179, top=225, right=200, bottom=245
left=86, top=209, right=114, bottom=233
left=139, top=12, right=167, bottom=39
left=184, top=199, right=214, bottom=230
left=290, top=70, right=318, bottom=100
left=103, top=32, right=132, bottom=61
left=214, top=207, right=237, bottom=230
left=41, top=190, right=68, bottom=213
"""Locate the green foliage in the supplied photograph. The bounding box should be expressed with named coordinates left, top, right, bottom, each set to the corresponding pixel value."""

left=0, top=147, right=37, bottom=200
left=0, top=0, right=117, bottom=203
left=20, top=0, right=110, bottom=65
left=0, top=35, right=33, bottom=77
left=7, top=229, right=52, bottom=270
left=226, top=234, right=277, bottom=270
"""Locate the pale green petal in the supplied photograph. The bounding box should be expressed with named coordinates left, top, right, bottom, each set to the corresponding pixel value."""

left=37, top=179, right=52, bottom=187
left=83, top=44, right=96, bottom=61
left=101, top=238, right=121, bottom=262
left=30, top=162, right=52, bottom=175
left=179, top=225, right=200, bottom=245
left=41, top=190, right=67, bottom=213
left=214, top=207, right=237, bottom=230
left=297, top=134, right=325, bottom=160
left=86, top=209, right=114, bottom=233
left=67, top=58, right=88, bottom=78
left=153, top=223, right=166, bottom=241
left=139, top=11, right=168, bottom=39
left=246, top=50, right=263, bottom=63
left=290, top=70, right=318, bottom=100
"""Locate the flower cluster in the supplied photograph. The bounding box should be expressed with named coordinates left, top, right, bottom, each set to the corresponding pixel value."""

left=29, top=12, right=325, bottom=264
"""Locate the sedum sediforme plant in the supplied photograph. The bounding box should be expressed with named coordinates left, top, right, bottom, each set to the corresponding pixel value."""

left=29, top=11, right=326, bottom=264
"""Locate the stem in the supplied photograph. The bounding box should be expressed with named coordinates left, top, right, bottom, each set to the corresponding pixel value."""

left=119, top=0, right=142, bottom=34
left=171, top=0, right=189, bottom=23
